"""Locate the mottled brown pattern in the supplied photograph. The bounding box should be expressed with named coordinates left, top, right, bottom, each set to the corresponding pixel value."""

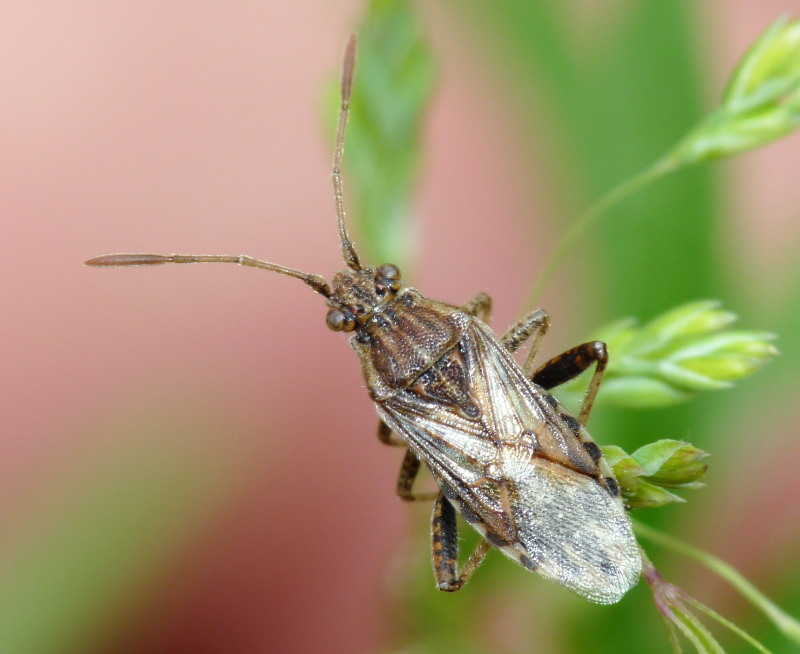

left=396, top=448, right=421, bottom=500
left=411, top=347, right=480, bottom=420
left=521, top=403, right=600, bottom=479
left=431, top=494, right=459, bottom=589
left=378, top=317, right=640, bottom=603
left=351, top=290, right=469, bottom=401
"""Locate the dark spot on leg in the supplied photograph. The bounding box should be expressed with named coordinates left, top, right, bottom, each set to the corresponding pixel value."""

left=519, top=553, right=538, bottom=571
left=604, top=476, right=620, bottom=497
left=485, top=532, right=508, bottom=549
left=582, top=441, right=603, bottom=463
left=561, top=413, right=581, bottom=434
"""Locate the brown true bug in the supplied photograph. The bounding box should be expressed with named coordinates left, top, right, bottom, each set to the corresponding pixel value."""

left=86, top=35, right=641, bottom=603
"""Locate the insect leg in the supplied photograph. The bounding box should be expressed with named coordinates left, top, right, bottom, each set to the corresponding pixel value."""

left=532, top=341, right=608, bottom=425
left=377, top=420, right=405, bottom=447
left=461, top=292, right=492, bottom=322
left=431, top=493, right=491, bottom=591
left=396, top=448, right=438, bottom=502
left=500, top=309, right=550, bottom=377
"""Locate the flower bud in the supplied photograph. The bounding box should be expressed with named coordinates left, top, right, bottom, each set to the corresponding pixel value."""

left=667, top=17, right=800, bottom=165
left=724, top=17, right=800, bottom=113
left=603, top=440, right=708, bottom=509
left=658, top=330, right=778, bottom=392
left=631, top=440, right=708, bottom=488
left=595, top=376, right=692, bottom=409
left=626, top=301, right=736, bottom=356
left=572, top=301, right=778, bottom=409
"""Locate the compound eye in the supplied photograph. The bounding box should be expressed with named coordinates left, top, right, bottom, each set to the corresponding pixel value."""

left=377, top=263, right=400, bottom=281
left=376, top=263, right=401, bottom=293
left=326, top=308, right=356, bottom=332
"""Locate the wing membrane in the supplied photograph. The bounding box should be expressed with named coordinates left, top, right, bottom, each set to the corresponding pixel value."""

left=378, top=318, right=640, bottom=603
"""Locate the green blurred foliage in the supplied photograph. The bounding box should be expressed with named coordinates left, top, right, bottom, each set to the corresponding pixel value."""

left=673, top=16, right=800, bottom=165
left=7, top=2, right=797, bottom=653
left=337, top=0, right=435, bottom=268
left=345, top=1, right=800, bottom=653
left=0, top=410, right=231, bottom=654
left=558, top=301, right=777, bottom=410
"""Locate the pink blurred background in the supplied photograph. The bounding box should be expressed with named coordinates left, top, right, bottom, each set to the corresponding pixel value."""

left=2, top=2, right=799, bottom=653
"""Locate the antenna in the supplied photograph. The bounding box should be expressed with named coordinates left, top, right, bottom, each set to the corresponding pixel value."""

left=84, top=36, right=367, bottom=298
left=333, top=34, right=361, bottom=272
left=84, top=253, right=332, bottom=297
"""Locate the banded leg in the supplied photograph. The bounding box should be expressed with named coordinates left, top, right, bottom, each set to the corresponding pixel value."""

left=377, top=420, right=405, bottom=447
left=379, top=424, right=436, bottom=500
left=431, top=493, right=492, bottom=591
left=461, top=292, right=492, bottom=322
left=501, top=309, right=550, bottom=375
left=500, top=309, right=608, bottom=425
left=532, top=341, right=608, bottom=426
left=396, top=448, right=438, bottom=502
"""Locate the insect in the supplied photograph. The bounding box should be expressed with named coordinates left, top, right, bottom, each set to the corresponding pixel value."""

left=86, top=35, right=641, bottom=603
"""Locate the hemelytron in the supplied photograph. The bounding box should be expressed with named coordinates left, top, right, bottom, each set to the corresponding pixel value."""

left=87, top=35, right=641, bottom=603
